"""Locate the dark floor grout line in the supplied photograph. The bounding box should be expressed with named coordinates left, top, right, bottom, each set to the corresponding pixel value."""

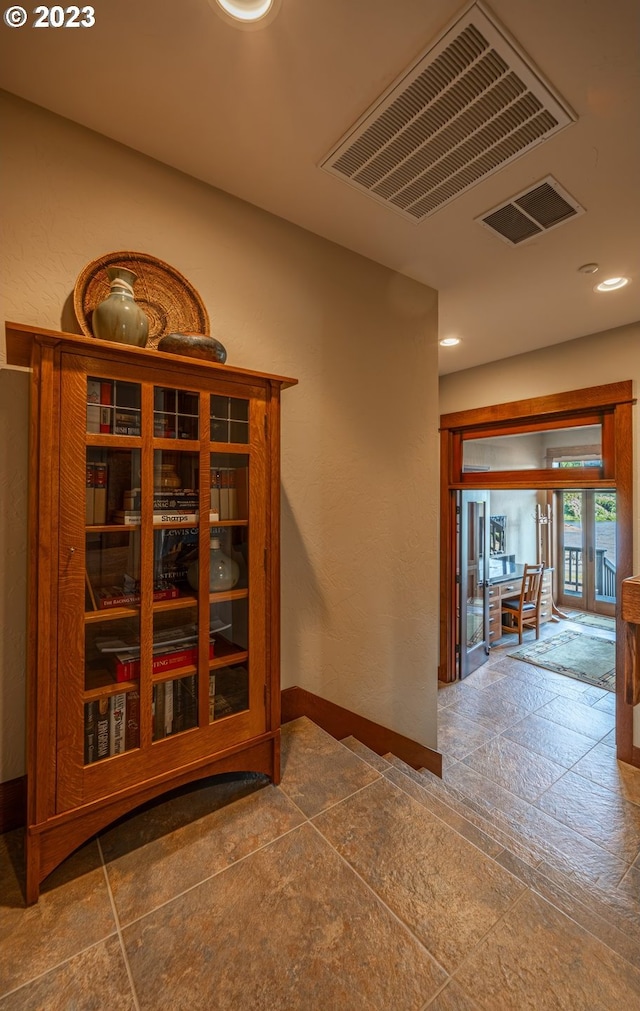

left=97, top=837, right=141, bottom=1011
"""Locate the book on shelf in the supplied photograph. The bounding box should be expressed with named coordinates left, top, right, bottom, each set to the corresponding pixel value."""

left=125, top=690, right=140, bottom=751
left=110, top=693, right=126, bottom=755
left=113, top=640, right=215, bottom=682
left=114, top=408, right=140, bottom=436
left=93, top=462, right=108, bottom=524
left=93, top=581, right=180, bottom=610
left=84, top=701, right=98, bottom=764
left=86, top=462, right=94, bottom=525
left=95, top=697, right=110, bottom=761
left=152, top=681, right=165, bottom=741
left=94, top=620, right=228, bottom=656
left=85, top=460, right=108, bottom=525
left=87, top=379, right=101, bottom=433
left=210, top=467, right=248, bottom=520
left=112, top=511, right=219, bottom=525
left=151, top=674, right=198, bottom=739
left=100, top=381, right=113, bottom=433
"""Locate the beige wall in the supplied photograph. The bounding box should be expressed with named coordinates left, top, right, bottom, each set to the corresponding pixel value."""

left=440, top=322, right=640, bottom=744
left=0, top=91, right=440, bottom=783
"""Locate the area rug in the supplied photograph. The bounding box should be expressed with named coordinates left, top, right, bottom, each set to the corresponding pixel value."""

left=508, top=630, right=616, bottom=691
left=567, top=611, right=616, bottom=632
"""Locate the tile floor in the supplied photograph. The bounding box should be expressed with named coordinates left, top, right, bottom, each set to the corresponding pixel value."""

left=0, top=616, right=639, bottom=1008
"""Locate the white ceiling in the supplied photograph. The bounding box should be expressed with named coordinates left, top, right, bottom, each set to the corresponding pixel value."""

left=1, top=0, right=638, bottom=373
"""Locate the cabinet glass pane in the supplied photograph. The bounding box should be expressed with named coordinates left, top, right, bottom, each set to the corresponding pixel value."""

left=210, top=453, right=249, bottom=521
left=154, top=450, right=200, bottom=524
left=211, top=664, right=249, bottom=721
left=152, top=604, right=200, bottom=742
left=84, top=689, right=140, bottom=764
left=152, top=675, right=198, bottom=741
left=210, top=396, right=249, bottom=444
left=154, top=525, right=198, bottom=599
left=87, top=377, right=141, bottom=436
left=87, top=447, right=141, bottom=527
left=209, top=595, right=249, bottom=723
left=154, top=387, right=199, bottom=440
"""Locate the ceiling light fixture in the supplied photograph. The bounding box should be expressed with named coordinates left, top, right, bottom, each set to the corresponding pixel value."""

left=212, top=0, right=277, bottom=24
left=577, top=263, right=599, bottom=274
left=594, top=277, right=630, bottom=292
left=439, top=337, right=461, bottom=347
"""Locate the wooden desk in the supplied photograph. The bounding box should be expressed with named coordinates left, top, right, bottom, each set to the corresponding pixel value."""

left=487, top=569, right=553, bottom=644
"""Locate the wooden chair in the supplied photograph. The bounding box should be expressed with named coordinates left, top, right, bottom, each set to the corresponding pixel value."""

left=501, top=563, right=545, bottom=644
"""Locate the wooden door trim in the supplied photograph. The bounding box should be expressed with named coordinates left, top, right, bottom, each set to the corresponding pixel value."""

left=439, top=382, right=635, bottom=763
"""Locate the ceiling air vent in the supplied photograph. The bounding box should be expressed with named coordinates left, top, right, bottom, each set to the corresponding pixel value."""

left=478, top=176, right=584, bottom=244
left=320, top=1, right=575, bottom=222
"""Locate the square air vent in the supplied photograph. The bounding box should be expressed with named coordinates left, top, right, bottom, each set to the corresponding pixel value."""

left=320, top=1, right=575, bottom=222
left=477, top=177, right=584, bottom=244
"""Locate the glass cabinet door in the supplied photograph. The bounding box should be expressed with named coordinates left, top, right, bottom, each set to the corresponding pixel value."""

left=75, top=374, right=261, bottom=777
left=84, top=378, right=143, bottom=764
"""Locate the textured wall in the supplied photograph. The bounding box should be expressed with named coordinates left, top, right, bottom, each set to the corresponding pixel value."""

left=0, top=91, right=440, bottom=782
left=440, top=323, right=640, bottom=745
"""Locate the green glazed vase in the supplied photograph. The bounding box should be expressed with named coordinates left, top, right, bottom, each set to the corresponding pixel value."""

left=92, top=266, right=149, bottom=346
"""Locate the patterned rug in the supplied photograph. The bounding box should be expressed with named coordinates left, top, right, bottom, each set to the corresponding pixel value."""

left=567, top=611, right=616, bottom=631
left=508, top=630, right=616, bottom=691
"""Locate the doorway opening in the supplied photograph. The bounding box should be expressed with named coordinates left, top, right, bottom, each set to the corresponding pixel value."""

left=439, top=381, right=634, bottom=763
left=557, top=489, right=616, bottom=617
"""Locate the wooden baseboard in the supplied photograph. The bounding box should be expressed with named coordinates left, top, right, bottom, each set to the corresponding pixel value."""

left=281, top=685, right=442, bottom=777
left=0, top=775, right=26, bottom=834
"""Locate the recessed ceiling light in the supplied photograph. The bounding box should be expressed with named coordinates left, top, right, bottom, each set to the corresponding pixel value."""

left=212, top=0, right=276, bottom=23
left=594, top=277, right=630, bottom=292
left=577, top=262, right=599, bottom=274
left=439, top=337, right=461, bottom=347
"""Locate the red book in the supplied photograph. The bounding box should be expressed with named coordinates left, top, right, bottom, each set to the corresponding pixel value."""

left=97, top=585, right=180, bottom=610
left=115, top=641, right=215, bottom=682
left=99, top=381, right=112, bottom=433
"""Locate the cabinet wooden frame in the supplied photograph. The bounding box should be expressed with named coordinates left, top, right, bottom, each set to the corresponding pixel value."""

left=5, top=322, right=297, bottom=902
left=439, top=381, right=635, bottom=764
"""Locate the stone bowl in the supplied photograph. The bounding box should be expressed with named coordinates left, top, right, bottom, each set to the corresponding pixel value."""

left=157, top=332, right=227, bottom=363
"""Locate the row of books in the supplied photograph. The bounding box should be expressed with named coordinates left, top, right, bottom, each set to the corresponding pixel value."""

left=84, top=666, right=249, bottom=762
left=84, top=692, right=139, bottom=764
left=153, top=675, right=198, bottom=740
left=112, top=511, right=221, bottom=525
left=88, top=581, right=181, bottom=612
left=87, top=379, right=141, bottom=436
left=86, top=462, right=107, bottom=525
left=112, top=639, right=216, bottom=682
left=211, top=468, right=248, bottom=520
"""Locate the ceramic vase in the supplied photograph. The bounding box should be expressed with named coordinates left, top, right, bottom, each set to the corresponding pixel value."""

left=187, top=537, right=240, bottom=592
left=92, top=267, right=149, bottom=346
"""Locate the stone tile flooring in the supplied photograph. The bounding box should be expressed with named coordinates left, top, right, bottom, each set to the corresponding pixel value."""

left=0, top=617, right=639, bottom=1008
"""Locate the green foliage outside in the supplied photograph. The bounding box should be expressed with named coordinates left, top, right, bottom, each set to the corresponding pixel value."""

left=563, top=492, right=616, bottom=523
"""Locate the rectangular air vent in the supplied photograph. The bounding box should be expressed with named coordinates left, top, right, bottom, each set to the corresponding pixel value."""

left=477, top=176, right=584, bottom=244
left=320, top=1, right=575, bottom=222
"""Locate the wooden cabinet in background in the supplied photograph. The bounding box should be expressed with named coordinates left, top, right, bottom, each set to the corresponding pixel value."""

left=5, top=322, right=297, bottom=902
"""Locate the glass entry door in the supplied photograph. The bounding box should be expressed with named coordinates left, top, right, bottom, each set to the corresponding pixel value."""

left=557, top=490, right=616, bottom=616
left=459, top=491, right=490, bottom=677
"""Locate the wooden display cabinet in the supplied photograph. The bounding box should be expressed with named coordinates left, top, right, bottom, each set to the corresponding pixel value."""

left=5, top=322, right=296, bottom=903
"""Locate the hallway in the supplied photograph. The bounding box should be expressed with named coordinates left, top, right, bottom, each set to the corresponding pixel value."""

left=1, top=708, right=639, bottom=1008
left=438, top=613, right=638, bottom=899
